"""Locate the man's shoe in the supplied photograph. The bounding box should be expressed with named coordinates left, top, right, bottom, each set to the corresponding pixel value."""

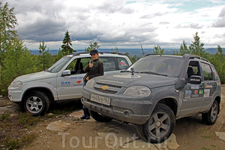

left=80, top=115, right=86, bottom=119
left=85, top=116, right=90, bottom=119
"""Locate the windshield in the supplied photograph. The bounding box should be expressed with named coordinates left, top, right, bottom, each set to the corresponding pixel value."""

left=47, top=55, right=73, bottom=73
left=127, top=56, right=184, bottom=77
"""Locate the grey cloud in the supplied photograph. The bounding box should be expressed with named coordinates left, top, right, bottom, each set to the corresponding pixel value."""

left=212, top=7, right=225, bottom=27
left=219, top=7, right=225, bottom=17
left=17, top=19, right=67, bottom=42
left=176, top=23, right=203, bottom=29
left=97, top=1, right=135, bottom=14
left=97, top=26, right=157, bottom=44
left=159, top=22, right=170, bottom=24
left=7, top=0, right=64, bottom=18
left=141, top=12, right=168, bottom=19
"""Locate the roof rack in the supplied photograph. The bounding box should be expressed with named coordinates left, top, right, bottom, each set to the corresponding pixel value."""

left=183, top=54, right=209, bottom=62
left=70, top=51, right=125, bottom=56
left=144, top=54, right=157, bottom=57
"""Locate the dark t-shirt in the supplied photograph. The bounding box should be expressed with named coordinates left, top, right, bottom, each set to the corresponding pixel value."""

left=83, top=58, right=104, bottom=83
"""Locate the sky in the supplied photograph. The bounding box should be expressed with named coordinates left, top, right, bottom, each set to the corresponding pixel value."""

left=3, top=0, right=225, bottom=50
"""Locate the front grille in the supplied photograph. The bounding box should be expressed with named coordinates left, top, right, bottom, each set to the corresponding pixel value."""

left=94, top=83, right=122, bottom=94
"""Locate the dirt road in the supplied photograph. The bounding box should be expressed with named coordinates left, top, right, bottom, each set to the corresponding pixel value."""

left=1, top=85, right=225, bottom=150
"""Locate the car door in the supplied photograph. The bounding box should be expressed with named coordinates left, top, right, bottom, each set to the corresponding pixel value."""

left=57, top=57, right=89, bottom=100
left=200, top=62, right=217, bottom=111
left=56, top=56, right=126, bottom=100
left=180, top=60, right=204, bottom=117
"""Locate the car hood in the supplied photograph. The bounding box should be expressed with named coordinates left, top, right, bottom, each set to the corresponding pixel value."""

left=14, top=71, right=57, bottom=83
left=95, top=73, right=178, bottom=88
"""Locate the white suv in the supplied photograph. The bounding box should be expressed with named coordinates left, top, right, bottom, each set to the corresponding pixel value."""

left=8, top=52, right=132, bottom=115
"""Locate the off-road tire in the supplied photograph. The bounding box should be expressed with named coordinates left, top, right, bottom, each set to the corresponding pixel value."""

left=24, top=91, right=50, bottom=116
left=202, top=100, right=219, bottom=125
left=142, top=103, right=175, bottom=143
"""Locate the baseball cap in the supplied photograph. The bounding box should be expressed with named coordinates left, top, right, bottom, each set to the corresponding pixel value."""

left=90, top=49, right=98, bottom=55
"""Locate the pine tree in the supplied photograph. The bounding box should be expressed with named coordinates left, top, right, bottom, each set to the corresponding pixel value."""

left=153, top=45, right=165, bottom=55
left=111, top=47, right=119, bottom=54
left=1, top=38, right=34, bottom=95
left=61, top=31, right=75, bottom=55
left=85, top=42, right=100, bottom=52
left=189, top=32, right=207, bottom=57
left=39, top=41, right=50, bottom=70
left=0, top=2, right=17, bottom=68
left=179, top=41, right=190, bottom=55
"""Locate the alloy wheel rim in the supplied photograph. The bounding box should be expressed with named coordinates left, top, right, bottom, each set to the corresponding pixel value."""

left=148, top=112, right=171, bottom=139
left=210, top=102, right=218, bottom=122
left=26, top=96, right=43, bottom=113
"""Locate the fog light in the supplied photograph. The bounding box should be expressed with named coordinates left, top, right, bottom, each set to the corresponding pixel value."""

left=123, top=110, right=130, bottom=117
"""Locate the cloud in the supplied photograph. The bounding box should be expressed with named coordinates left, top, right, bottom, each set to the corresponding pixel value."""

left=17, top=19, right=67, bottom=42
left=159, top=22, right=170, bottom=24
left=212, top=7, right=225, bottom=27
left=176, top=23, right=203, bottom=29
left=141, top=12, right=168, bottom=19
left=3, top=0, right=225, bottom=49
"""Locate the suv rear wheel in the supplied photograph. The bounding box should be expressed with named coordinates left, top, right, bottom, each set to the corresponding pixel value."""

left=90, top=111, right=113, bottom=122
left=24, top=91, right=50, bottom=116
left=141, top=103, right=175, bottom=143
left=202, top=100, right=219, bottom=125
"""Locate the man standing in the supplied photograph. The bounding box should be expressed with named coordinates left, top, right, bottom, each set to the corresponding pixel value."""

left=81, top=49, right=104, bottom=119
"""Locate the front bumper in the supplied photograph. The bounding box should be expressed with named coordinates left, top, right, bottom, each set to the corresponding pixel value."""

left=82, top=88, right=153, bottom=125
left=8, top=88, right=23, bottom=102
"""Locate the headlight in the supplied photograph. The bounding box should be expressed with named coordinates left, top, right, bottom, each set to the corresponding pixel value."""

left=123, top=86, right=151, bottom=97
left=10, top=81, right=23, bottom=88
left=85, top=79, right=95, bottom=88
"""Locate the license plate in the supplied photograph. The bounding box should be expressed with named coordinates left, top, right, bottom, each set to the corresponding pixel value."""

left=90, top=94, right=110, bottom=106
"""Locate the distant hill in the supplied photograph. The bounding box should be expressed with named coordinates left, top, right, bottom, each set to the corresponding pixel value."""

left=205, top=48, right=225, bottom=54
left=30, top=48, right=225, bottom=56
left=30, top=48, right=179, bottom=56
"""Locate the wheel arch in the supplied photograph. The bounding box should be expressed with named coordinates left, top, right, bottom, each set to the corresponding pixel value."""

left=215, top=96, right=221, bottom=114
left=22, top=87, right=54, bottom=104
left=157, top=98, right=178, bottom=117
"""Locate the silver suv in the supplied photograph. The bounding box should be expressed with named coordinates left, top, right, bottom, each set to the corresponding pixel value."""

left=82, top=54, right=221, bottom=143
left=8, top=52, right=132, bottom=115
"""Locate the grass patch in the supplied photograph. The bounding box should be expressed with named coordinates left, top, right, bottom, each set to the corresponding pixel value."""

left=17, top=113, right=43, bottom=127
left=0, top=113, right=10, bottom=121
left=202, top=147, right=211, bottom=150
left=4, top=133, right=37, bottom=150
left=201, top=135, right=212, bottom=139
left=211, top=145, right=216, bottom=147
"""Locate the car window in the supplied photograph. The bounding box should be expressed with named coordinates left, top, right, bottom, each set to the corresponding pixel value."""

left=211, top=65, right=219, bottom=80
left=80, top=57, right=91, bottom=69
left=66, top=59, right=77, bottom=73
left=127, top=56, right=184, bottom=77
left=201, top=62, right=213, bottom=81
left=187, top=61, right=201, bottom=78
left=48, top=55, right=72, bottom=73
left=100, top=57, right=116, bottom=71
left=117, top=57, right=129, bottom=70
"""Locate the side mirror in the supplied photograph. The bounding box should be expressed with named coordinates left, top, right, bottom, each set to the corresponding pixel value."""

left=189, top=75, right=201, bottom=84
left=62, top=70, right=71, bottom=76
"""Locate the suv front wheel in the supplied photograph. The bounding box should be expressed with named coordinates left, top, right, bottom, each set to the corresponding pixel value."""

left=140, top=103, right=175, bottom=143
left=23, top=91, right=50, bottom=116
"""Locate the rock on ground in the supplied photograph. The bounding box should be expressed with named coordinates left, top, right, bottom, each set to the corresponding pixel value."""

left=46, top=120, right=71, bottom=132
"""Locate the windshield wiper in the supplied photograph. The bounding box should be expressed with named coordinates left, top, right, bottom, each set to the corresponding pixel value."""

left=139, top=71, right=168, bottom=76
left=121, top=70, right=140, bottom=73
left=120, top=70, right=131, bottom=72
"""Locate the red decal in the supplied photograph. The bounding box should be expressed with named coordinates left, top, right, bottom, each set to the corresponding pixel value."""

left=194, top=90, right=198, bottom=94
left=77, top=80, right=82, bottom=84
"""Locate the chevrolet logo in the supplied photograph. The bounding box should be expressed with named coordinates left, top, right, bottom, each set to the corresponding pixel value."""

left=101, top=86, right=109, bottom=90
